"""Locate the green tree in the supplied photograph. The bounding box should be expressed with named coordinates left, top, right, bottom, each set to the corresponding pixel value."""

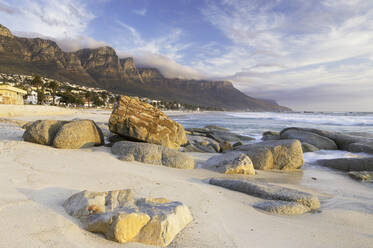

left=47, top=81, right=58, bottom=105
left=85, top=91, right=93, bottom=100
left=31, top=75, right=45, bottom=104
left=100, top=91, right=109, bottom=105
left=37, top=86, right=45, bottom=104
left=92, top=93, right=104, bottom=106
left=31, top=75, right=43, bottom=88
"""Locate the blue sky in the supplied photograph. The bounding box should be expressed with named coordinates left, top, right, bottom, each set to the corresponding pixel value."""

left=1, top=0, right=373, bottom=111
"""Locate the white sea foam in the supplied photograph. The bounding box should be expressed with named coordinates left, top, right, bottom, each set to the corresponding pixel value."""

left=172, top=111, right=373, bottom=142
left=226, top=112, right=373, bottom=126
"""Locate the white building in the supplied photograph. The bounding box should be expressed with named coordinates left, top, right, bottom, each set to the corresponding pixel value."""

left=25, top=91, right=38, bottom=104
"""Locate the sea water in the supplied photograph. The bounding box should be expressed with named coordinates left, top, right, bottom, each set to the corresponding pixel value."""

left=171, top=111, right=373, bottom=212
left=172, top=111, right=373, bottom=162
left=171, top=111, right=373, bottom=140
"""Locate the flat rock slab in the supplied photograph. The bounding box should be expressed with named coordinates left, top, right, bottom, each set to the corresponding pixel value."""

left=112, top=141, right=195, bottom=169
left=186, top=126, right=255, bottom=143
left=64, top=189, right=193, bottom=247
left=209, top=178, right=320, bottom=215
left=254, top=200, right=312, bottom=215
left=348, top=171, right=373, bottom=182
left=317, top=157, right=373, bottom=171
left=280, top=128, right=338, bottom=150
left=280, top=127, right=373, bottom=154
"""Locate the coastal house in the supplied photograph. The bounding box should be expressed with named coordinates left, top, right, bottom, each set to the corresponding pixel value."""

left=0, top=85, right=27, bottom=105
left=25, top=90, right=38, bottom=104
left=83, top=98, right=93, bottom=107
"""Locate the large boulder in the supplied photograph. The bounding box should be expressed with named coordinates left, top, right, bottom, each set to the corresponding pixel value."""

left=235, top=139, right=304, bottom=170
left=203, top=152, right=255, bottom=175
left=280, top=128, right=338, bottom=150
left=23, top=120, right=67, bottom=145
left=111, top=141, right=195, bottom=169
left=53, top=120, right=104, bottom=149
left=209, top=178, right=320, bottom=215
left=317, top=157, right=373, bottom=171
left=23, top=119, right=104, bottom=149
left=279, top=127, right=373, bottom=154
left=64, top=189, right=193, bottom=247
left=109, top=96, right=187, bottom=149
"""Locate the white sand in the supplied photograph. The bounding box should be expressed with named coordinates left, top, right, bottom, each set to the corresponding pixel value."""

left=0, top=108, right=373, bottom=248
left=0, top=105, right=76, bottom=117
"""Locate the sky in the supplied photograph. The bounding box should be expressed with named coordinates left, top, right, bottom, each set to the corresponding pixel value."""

left=1, top=0, right=373, bottom=111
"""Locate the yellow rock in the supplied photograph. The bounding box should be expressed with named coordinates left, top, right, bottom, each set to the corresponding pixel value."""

left=109, top=96, right=187, bottom=149
left=64, top=189, right=193, bottom=246
left=113, top=213, right=150, bottom=243
left=145, top=197, right=171, bottom=204
left=136, top=204, right=193, bottom=247
left=225, top=164, right=255, bottom=175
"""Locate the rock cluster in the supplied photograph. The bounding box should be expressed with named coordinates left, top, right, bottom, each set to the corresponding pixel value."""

left=235, top=139, right=304, bottom=170
left=112, top=141, right=195, bottom=169
left=273, top=127, right=373, bottom=154
left=109, top=96, right=187, bottom=149
left=209, top=178, right=320, bottom=215
left=64, top=189, right=193, bottom=246
left=183, top=125, right=254, bottom=153
left=183, top=135, right=221, bottom=153
left=23, top=119, right=104, bottom=149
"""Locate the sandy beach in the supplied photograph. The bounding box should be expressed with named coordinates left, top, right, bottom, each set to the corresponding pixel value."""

left=0, top=106, right=373, bottom=248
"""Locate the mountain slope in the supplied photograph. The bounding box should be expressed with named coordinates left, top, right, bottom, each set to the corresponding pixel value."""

left=0, top=24, right=290, bottom=111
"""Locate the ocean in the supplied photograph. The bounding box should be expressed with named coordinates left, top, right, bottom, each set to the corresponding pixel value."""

left=172, top=111, right=373, bottom=140
left=171, top=111, right=373, bottom=163
left=171, top=111, right=373, bottom=208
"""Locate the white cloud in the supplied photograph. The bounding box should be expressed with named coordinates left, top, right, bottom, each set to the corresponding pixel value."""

left=0, top=0, right=94, bottom=39
left=116, top=20, right=143, bottom=46
left=0, top=0, right=107, bottom=52
left=132, top=52, right=204, bottom=79
left=114, top=21, right=203, bottom=79
left=200, top=0, right=373, bottom=111
left=132, top=8, right=147, bottom=16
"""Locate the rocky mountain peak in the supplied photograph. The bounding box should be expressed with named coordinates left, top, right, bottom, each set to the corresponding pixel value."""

left=120, top=57, right=137, bottom=73
left=75, top=46, right=120, bottom=71
left=0, top=23, right=291, bottom=111
left=138, top=68, right=163, bottom=80
left=0, top=24, right=14, bottom=38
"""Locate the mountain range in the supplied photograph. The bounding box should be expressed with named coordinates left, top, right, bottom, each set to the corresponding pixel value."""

left=0, top=24, right=290, bottom=111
